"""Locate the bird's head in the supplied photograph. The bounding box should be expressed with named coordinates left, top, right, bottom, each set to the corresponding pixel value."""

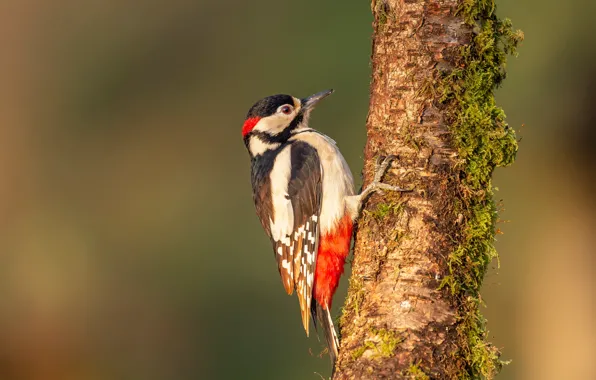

left=242, top=90, right=333, bottom=150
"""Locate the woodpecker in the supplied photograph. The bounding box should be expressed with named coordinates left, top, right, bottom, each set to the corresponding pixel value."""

left=242, top=90, right=407, bottom=365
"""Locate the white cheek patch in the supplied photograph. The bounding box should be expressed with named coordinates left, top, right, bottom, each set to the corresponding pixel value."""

left=253, top=115, right=290, bottom=135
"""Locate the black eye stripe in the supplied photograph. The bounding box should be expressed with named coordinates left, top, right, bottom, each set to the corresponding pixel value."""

left=251, top=112, right=301, bottom=144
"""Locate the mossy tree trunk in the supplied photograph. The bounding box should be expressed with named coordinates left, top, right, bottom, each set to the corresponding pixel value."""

left=334, top=1, right=522, bottom=379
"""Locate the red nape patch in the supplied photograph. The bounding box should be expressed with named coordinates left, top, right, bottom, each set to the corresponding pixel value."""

left=313, top=214, right=353, bottom=309
left=242, top=117, right=261, bottom=137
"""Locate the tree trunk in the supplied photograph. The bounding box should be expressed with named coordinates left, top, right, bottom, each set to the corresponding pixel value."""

left=334, top=1, right=522, bottom=379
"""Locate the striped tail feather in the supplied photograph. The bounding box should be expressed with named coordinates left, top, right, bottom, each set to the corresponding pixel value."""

left=312, top=301, right=340, bottom=368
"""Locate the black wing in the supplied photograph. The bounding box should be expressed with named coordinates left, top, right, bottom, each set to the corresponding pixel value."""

left=287, top=141, right=322, bottom=335
left=250, top=141, right=322, bottom=335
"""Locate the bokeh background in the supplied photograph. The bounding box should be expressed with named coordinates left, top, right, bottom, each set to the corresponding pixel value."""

left=1, top=1, right=594, bottom=379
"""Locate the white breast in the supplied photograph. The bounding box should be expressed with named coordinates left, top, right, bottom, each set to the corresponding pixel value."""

left=290, top=131, right=355, bottom=233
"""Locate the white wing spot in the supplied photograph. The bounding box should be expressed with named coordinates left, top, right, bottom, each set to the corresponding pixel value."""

left=281, top=259, right=292, bottom=274
left=281, top=235, right=291, bottom=247
left=305, top=251, right=313, bottom=264
left=294, top=225, right=306, bottom=240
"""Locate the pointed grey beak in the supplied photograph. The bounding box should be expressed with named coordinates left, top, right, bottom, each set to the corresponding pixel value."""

left=301, top=89, right=334, bottom=111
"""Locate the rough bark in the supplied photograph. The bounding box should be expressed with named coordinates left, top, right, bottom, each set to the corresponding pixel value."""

left=334, top=1, right=521, bottom=379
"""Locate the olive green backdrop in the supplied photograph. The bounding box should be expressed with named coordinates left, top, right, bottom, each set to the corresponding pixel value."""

left=1, top=1, right=594, bottom=379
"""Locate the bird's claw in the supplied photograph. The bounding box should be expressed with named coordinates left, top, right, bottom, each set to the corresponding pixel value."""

left=373, top=154, right=398, bottom=183
left=357, top=155, right=411, bottom=214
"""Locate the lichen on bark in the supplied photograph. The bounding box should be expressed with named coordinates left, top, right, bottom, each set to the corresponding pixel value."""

left=334, top=0, right=521, bottom=379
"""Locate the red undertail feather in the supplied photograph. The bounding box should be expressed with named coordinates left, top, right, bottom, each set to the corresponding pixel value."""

left=313, top=214, right=353, bottom=309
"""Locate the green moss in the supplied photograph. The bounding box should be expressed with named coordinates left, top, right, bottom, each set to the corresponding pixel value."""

left=440, top=201, right=499, bottom=296
left=339, top=277, right=366, bottom=331
left=375, top=0, right=392, bottom=27
left=350, top=328, right=403, bottom=362
left=351, top=344, right=368, bottom=361
left=365, top=201, right=405, bottom=221
left=351, top=340, right=376, bottom=361
left=371, top=328, right=403, bottom=358
left=406, top=361, right=431, bottom=380
left=459, top=299, right=504, bottom=378
left=399, top=123, right=424, bottom=151
left=434, top=1, right=522, bottom=378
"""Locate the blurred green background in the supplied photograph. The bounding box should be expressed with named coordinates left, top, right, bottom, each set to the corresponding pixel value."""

left=1, top=1, right=594, bottom=379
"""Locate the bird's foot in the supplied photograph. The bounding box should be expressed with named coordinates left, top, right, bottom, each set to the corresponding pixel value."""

left=357, top=155, right=411, bottom=213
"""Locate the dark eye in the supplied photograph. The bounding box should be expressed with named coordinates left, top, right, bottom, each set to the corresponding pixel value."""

left=279, top=105, right=293, bottom=115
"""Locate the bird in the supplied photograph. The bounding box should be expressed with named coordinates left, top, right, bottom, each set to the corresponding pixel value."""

left=241, top=89, right=408, bottom=366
